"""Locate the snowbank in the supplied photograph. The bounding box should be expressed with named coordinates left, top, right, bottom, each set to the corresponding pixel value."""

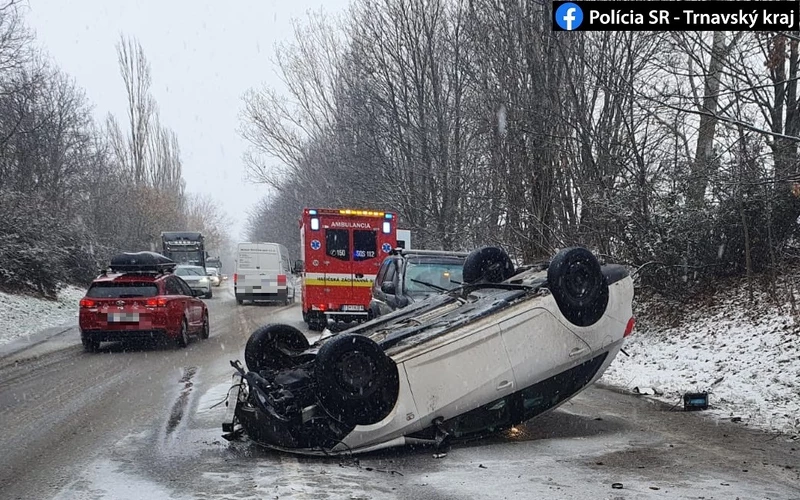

left=602, top=286, right=799, bottom=437
left=0, top=285, right=87, bottom=346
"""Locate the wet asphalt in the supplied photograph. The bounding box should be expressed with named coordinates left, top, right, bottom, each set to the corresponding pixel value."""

left=0, top=284, right=798, bottom=500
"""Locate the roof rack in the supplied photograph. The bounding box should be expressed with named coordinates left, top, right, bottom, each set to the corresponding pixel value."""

left=108, top=251, right=177, bottom=274
left=391, top=248, right=471, bottom=257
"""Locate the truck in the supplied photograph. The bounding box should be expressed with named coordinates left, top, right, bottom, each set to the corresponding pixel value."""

left=160, top=231, right=206, bottom=269
left=299, top=208, right=398, bottom=331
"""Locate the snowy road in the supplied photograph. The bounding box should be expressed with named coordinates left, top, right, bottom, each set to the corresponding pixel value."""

left=0, top=286, right=798, bottom=499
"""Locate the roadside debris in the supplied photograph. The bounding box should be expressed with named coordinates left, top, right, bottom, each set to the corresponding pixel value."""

left=432, top=453, right=447, bottom=459
left=683, top=392, right=709, bottom=411
left=611, top=482, right=624, bottom=489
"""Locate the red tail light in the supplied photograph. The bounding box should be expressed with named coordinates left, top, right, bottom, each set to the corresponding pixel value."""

left=277, top=274, right=287, bottom=285
left=318, top=303, right=326, bottom=311
left=624, top=317, right=636, bottom=337
left=145, top=297, right=169, bottom=307
left=79, top=298, right=96, bottom=308
left=234, top=273, right=238, bottom=285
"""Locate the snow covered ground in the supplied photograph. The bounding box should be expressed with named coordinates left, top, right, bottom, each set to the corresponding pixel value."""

left=602, top=283, right=800, bottom=438
left=0, top=285, right=87, bottom=346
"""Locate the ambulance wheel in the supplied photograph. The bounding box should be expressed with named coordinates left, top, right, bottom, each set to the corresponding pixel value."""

left=314, top=334, right=399, bottom=426
left=245, top=324, right=310, bottom=372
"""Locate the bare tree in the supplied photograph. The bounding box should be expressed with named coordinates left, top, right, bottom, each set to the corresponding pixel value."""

left=116, top=34, right=155, bottom=184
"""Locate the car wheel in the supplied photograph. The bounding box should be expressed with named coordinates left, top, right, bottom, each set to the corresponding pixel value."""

left=244, top=324, right=310, bottom=372
left=463, top=246, right=516, bottom=284
left=205, top=289, right=213, bottom=299
left=82, top=336, right=100, bottom=353
left=177, top=318, right=190, bottom=348
left=547, top=247, right=609, bottom=327
left=237, top=298, right=243, bottom=305
left=200, top=312, right=210, bottom=339
left=314, top=334, right=399, bottom=426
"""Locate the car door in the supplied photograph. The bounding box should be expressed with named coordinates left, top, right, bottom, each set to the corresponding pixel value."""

left=498, top=306, right=592, bottom=391
left=164, top=277, right=188, bottom=326
left=176, top=278, right=201, bottom=327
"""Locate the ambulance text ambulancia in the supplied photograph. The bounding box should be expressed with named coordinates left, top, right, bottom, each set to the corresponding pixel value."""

left=299, top=208, right=397, bottom=331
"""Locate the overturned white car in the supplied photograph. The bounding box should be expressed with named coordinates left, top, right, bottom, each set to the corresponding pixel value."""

left=221, top=246, right=635, bottom=455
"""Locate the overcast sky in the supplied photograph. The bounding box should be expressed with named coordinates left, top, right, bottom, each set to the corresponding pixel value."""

left=24, top=0, right=350, bottom=241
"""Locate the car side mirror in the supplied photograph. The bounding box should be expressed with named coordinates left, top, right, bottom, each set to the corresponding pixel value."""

left=381, top=281, right=396, bottom=295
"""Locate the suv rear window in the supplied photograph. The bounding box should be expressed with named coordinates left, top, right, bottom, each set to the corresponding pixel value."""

left=86, top=283, right=159, bottom=298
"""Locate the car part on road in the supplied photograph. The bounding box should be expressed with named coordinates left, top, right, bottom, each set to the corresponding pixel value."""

left=244, top=324, right=310, bottom=372
left=683, top=392, right=709, bottom=411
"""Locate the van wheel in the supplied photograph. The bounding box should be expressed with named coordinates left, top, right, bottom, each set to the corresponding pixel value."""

left=314, top=334, right=399, bottom=426
left=245, top=324, right=310, bottom=372
left=236, top=298, right=243, bottom=305
left=463, top=246, right=516, bottom=284
left=547, top=247, right=609, bottom=327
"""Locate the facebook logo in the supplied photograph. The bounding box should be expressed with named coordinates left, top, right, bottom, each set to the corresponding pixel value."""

left=555, top=2, right=583, bottom=30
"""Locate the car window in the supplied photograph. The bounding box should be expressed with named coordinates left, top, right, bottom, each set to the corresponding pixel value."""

left=375, top=259, right=392, bottom=285
left=86, top=283, right=158, bottom=298
left=177, top=278, right=193, bottom=296
left=174, top=266, right=205, bottom=277
left=404, top=261, right=464, bottom=295
left=325, top=229, right=349, bottom=261
left=165, top=277, right=183, bottom=295
left=385, top=261, right=397, bottom=284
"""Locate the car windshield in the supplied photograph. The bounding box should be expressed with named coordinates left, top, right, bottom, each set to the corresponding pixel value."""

left=175, top=266, right=206, bottom=277
left=404, top=261, right=465, bottom=295
left=86, top=283, right=159, bottom=298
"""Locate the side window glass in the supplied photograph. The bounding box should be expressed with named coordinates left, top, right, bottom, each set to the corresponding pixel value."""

left=375, top=259, right=391, bottom=285
left=385, top=262, right=397, bottom=285
left=165, top=278, right=179, bottom=295
left=179, top=279, right=192, bottom=296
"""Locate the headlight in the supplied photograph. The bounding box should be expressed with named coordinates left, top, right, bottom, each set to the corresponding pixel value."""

left=199, top=277, right=209, bottom=283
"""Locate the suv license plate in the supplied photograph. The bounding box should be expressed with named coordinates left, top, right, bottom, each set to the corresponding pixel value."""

left=342, top=305, right=364, bottom=312
left=108, top=312, right=139, bottom=322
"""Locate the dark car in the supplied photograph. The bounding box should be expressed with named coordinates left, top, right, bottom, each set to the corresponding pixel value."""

left=78, top=252, right=210, bottom=352
left=369, top=249, right=470, bottom=319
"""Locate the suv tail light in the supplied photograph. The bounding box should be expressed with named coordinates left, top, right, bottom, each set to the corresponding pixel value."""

left=234, top=273, right=238, bottom=285
left=146, top=297, right=169, bottom=307
left=277, top=274, right=287, bottom=285
left=79, top=298, right=96, bottom=308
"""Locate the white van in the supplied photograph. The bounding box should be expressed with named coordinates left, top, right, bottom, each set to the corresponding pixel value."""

left=234, top=242, right=296, bottom=305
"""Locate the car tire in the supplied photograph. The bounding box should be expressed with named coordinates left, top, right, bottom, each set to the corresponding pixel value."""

left=82, top=336, right=100, bottom=353
left=314, top=334, right=400, bottom=426
left=237, top=298, right=243, bottom=305
left=177, top=318, right=190, bottom=348
left=546, top=247, right=609, bottom=327
left=200, top=312, right=210, bottom=339
left=244, top=323, right=310, bottom=373
left=205, top=290, right=213, bottom=299
left=462, top=246, right=516, bottom=284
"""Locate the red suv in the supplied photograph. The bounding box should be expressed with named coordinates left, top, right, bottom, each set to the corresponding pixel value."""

left=79, top=252, right=210, bottom=352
